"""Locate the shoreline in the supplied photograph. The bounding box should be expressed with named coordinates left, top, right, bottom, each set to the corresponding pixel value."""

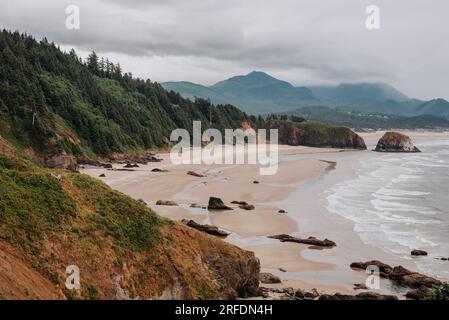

left=274, top=149, right=408, bottom=294
left=81, top=145, right=354, bottom=294
left=287, top=130, right=449, bottom=289
left=81, top=131, right=449, bottom=297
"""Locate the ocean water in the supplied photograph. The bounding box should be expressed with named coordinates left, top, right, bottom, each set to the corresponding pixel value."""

left=326, top=136, right=449, bottom=280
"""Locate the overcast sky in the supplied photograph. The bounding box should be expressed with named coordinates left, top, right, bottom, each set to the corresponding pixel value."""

left=1, top=0, right=448, bottom=100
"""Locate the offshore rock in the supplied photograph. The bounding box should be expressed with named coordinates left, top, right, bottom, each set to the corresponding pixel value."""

left=374, top=132, right=420, bottom=152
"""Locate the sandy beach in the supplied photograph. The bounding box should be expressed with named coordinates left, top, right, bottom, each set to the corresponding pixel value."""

left=81, top=145, right=356, bottom=293
left=81, top=145, right=337, bottom=238
left=81, top=131, right=449, bottom=296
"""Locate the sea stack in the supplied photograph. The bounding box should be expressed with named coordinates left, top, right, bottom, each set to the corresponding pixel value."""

left=374, top=132, right=420, bottom=153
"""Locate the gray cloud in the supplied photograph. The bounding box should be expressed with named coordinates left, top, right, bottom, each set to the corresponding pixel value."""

left=0, top=0, right=448, bottom=100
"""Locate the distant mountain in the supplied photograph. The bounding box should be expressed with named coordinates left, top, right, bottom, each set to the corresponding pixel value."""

left=163, top=72, right=449, bottom=120
left=415, top=99, right=449, bottom=118
left=309, top=83, right=409, bottom=106
left=163, top=71, right=318, bottom=114
left=285, top=106, right=449, bottom=130
left=163, top=73, right=420, bottom=116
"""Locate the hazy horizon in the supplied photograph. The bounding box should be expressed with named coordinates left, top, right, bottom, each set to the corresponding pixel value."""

left=1, top=0, right=448, bottom=100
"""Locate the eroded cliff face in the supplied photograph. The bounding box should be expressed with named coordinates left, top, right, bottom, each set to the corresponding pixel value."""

left=374, top=132, right=420, bottom=152
left=0, top=226, right=260, bottom=300
left=44, top=154, right=79, bottom=172
left=152, top=225, right=260, bottom=300
left=0, top=154, right=260, bottom=300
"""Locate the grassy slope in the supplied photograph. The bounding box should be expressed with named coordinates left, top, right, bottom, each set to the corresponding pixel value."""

left=0, top=153, right=259, bottom=300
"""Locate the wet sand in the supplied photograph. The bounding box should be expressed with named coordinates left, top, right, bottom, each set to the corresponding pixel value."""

left=82, top=146, right=335, bottom=239
left=81, top=145, right=354, bottom=294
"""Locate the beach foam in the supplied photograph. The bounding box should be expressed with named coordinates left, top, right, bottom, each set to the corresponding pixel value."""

left=326, top=134, right=449, bottom=280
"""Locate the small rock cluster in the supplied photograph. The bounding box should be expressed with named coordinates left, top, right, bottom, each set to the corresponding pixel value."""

left=350, top=260, right=441, bottom=299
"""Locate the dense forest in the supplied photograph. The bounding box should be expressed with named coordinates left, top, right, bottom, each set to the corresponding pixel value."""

left=0, top=30, right=250, bottom=158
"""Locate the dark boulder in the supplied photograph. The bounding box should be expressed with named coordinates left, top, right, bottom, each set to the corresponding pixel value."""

left=350, top=260, right=441, bottom=289
left=156, top=200, right=178, bottom=206
left=99, top=173, right=106, bottom=177
left=187, top=171, right=205, bottom=177
left=389, top=265, right=441, bottom=289
left=268, top=234, right=336, bottom=248
left=353, top=283, right=368, bottom=290
left=124, top=163, right=139, bottom=168
left=151, top=168, right=169, bottom=172
left=239, top=204, right=255, bottom=210
left=181, top=219, right=230, bottom=237
left=147, top=156, right=162, bottom=162
left=374, top=132, right=420, bottom=152
left=261, top=287, right=320, bottom=300
left=319, top=292, right=398, bottom=300
left=136, top=153, right=162, bottom=163
left=230, top=201, right=255, bottom=210
left=78, top=158, right=112, bottom=169
left=292, top=289, right=305, bottom=300
left=208, top=197, right=233, bottom=210
left=231, top=200, right=248, bottom=205
left=411, top=249, right=428, bottom=256
left=350, top=260, right=393, bottom=277
left=405, top=287, right=430, bottom=300
left=259, top=272, right=281, bottom=284
left=304, top=289, right=320, bottom=299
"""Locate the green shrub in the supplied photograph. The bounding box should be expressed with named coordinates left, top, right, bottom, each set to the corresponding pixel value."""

left=196, top=282, right=216, bottom=300
left=69, top=174, right=171, bottom=251
left=0, top=169, right=77, bottom=252
left=427, top=283, right=449, bottom=300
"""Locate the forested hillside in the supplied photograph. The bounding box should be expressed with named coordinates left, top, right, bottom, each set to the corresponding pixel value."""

left=0, top=30, right=248, bottom=159
left=163, top=71, right=319, bottom=114
left=0, top=30, right=367, bottom=166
